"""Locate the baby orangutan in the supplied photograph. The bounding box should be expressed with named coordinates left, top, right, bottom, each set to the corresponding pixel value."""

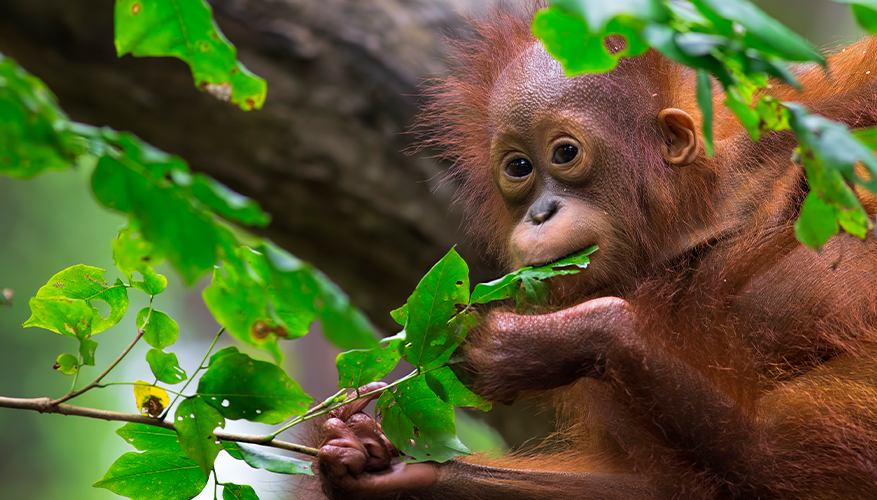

left=315, top=9, right=877, bottom=500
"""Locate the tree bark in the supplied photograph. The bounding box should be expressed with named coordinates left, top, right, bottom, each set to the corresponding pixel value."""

left=0, top=0, right=499, bottom=329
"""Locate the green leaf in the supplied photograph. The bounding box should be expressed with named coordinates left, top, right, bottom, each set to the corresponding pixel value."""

left=92, top=152, right=218, bottom=286
left=197, top=351, right=313, bottom=424
left=26, top=297, right=94, bottom=339
left=697, top=70, right=715, bottom=156
left=221, top=440, right=244, bottom=460
left=532, top=1, right=666, bottom=75
left=390, top=304, right=408, bottom=326
left=852, top=126, right=877, bottom=149
left=223, top=483, right=261, bottom=500
left=113, top=220, right=168, bottom=295
left=114, top=0, right=267, bottom=110
left=94, top=451, right=208, bottom=500
left=692, top=0, right=824, bottom=63
left=336, top=336, right=403, bottom=389
left=116, top=423, right=184, bottom=454
left=146, top=349, right=187, bottom=384
left=190, top=174, right=270, bottom=226
left=402, top=248, right=469, bottom=368
left=23, top=265, right=129, bottom=335
left=54, top=353, right=79, bottom=375
left=209, top=346, right=241, bottom=367
left=377, top=376, right=470, bottom=462
left=175, top=397, right=225, bottom=475
left=138, top=309, right=180, bottom=349
left=79, top=337, right=98, bottom=366
left=0, top=54, right=81, bottom=179
left=470, top=246, right=596, bottom=306
left=424, top=367, right=491, bottom=411
left=786, top=103, right=876, bottom=247
left=235, top=442, right=314, bottom=475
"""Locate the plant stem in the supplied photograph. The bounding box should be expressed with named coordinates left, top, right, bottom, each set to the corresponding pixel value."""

left=52, top=296, right=154, bottom=405
left=162, top=327, right=224, bottom=418
left=267, top=366, right=442, bottom=440
left=97, top=381, right=186, bottom=397
left=0, top=396, right=319, bottom=456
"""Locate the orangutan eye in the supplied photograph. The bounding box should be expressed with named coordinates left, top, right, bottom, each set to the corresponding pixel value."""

left=505, top=158, right=533, bottom=178
left=552, top=144, right=579, bottom=164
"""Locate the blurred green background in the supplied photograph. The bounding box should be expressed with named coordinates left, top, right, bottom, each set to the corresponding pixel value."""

left=0, top=0, right=865, bottom=499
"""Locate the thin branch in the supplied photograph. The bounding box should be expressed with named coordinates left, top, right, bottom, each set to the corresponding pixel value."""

left=0, top=396, right=319, bottom=456
left=52, top=316, right=149, bottom=405
left=163, top=327, right=224, bottom=418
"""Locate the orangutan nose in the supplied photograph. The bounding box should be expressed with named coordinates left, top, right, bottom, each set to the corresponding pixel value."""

left=528, top=197, right=559, bottom=225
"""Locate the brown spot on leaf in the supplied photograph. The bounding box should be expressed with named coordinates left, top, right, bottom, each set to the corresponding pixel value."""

left=251, top=320, right=289, bottom=340
left=131, top=2, right=141, bottom=15
left=142, top=396, right=165, bottom=417
left=141, top=256, right=151, bottom=261
left=231, top=68, right=239, bottom=74
left=53, top=281, right=64, bottom=288
left=53, top=361, right=61, bottom=370
left=412, top=426, right=420, bottom=437
left=245, top=98, right=256, bottom=109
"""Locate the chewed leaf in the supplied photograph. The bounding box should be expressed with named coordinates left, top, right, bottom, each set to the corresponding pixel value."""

left=470, top=246, right=597, bottom=306
left=54, top=353, right=79, bottom=375
left=23, top=265, right=128, bottom=335
left=146, top=349, right=187, bottom=384
left=114, top=0, right=267, bottom=110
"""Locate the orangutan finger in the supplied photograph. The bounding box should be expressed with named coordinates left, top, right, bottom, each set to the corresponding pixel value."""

left=330, top=382, right=388, bottom=421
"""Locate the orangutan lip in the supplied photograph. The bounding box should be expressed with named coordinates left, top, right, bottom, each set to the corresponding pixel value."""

left=523, top=246, right=598, bottom=268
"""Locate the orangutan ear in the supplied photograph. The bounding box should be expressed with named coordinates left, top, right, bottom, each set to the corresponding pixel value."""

left=658, top=108, right=699, bottom=166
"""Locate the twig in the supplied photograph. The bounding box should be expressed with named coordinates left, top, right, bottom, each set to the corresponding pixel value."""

left=52, top=300, right=152, bottom=406
left=0, top=396, right=319, bottom=456
left=162, top=327, right=224, bottom=418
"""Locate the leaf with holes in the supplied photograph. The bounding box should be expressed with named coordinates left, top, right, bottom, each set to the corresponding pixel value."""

left=377, top=375, right=470, bottom=462
left=23, top=265, right=128, bottom=335
left=336, top=334, right=404, bottom=389
left=532, top=0, right=667, bottom=74
left=114, top=0, right=266, bottom=110
left=146, top=349, right=187, bottom=384
left=116, top=423, right=184, bottom=454
left=197, top=351, right=312, bottom=424
left=175, top=397, right=225, bottom=475
left=401, top=249, right=469, bottom=368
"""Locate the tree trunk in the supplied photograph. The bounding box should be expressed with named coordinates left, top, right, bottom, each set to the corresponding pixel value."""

left=0, top=0, right=499, bottom=329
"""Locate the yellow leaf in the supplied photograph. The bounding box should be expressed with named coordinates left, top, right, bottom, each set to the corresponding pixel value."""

left=133, top=380, right=170, bottom=417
